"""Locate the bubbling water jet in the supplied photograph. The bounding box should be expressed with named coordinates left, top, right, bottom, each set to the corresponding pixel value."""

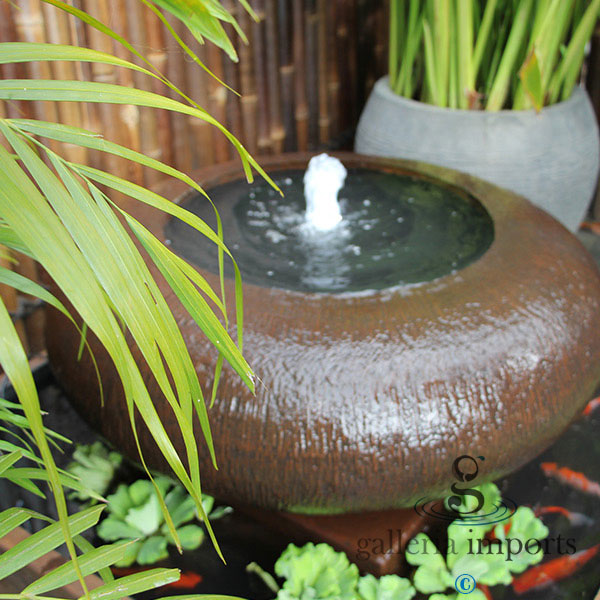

left=303, top=153, right=347, bottom=231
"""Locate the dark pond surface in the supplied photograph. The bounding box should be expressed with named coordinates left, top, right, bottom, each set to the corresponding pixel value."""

left=166, top=169, right=494, bottom=293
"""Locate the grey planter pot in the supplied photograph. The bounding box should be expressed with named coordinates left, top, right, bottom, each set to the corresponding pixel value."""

left=355, top=76, right=600, bottom=231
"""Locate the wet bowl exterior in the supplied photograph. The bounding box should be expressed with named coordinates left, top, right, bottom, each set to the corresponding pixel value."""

left=46, top=153, right=600, bottom=513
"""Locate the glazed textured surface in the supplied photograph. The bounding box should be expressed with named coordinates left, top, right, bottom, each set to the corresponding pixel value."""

left=46, top=153, right=600, bottom=513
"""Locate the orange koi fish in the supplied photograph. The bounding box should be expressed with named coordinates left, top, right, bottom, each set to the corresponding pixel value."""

left=534, top=505, right=593, bottom=527
left=162, top=571, right=202, bottom=589
left=541, top=463, right=600, bottom=498
left=512, top=544, right=600, bottom=594
left=111, top=567, right=202, bottom=589
left=583, top=396, right=600, bottom=416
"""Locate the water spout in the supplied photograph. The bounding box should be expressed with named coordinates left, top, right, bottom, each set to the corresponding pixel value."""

left=303, top=153, right=347, bottom=231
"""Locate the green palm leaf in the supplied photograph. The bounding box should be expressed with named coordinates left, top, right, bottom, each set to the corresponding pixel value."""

left=0, top=506, right=104, bottom=581
left=0, top=43, right=152, bottom=76
left=70, top=163, right=248, bottom=354
left=23, top=542, right=138, bottom=595
left=3, top=467, right=104, bottom=503
left=0, top=134, right=227, bottom=555
left=0, top=507, right=51, bottom=539
left=0, top=283, right=87, bottom=592
left=150, top=0, right=246, bottom=61
left=5, top=119, right=233, bottom=321
left=0, top=78, right=278, bottom=189
left=86, top=569, right=181, bottom=600
left=0, top=450, right=23, bottom=476
left=0, top=1, right=272, bottom=597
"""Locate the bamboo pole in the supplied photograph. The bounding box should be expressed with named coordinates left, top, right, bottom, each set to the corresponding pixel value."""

left=336, top=0, right=358, bottom=129
left=66, top=0, right=91, bottom=90
left=223, top=55, right=243, bottom=158
left=207, top=39, right=231, bottom=163
left=107, top=0, right=143, bottom=185
left=80, top=0, right=139, bottom=214
left=316, top=0, right=330, bottom=145
left=82, top=0, right=132, bottom=182
left=237, top=7, right=259, bottom=155
left=11, top=0, right=59, bottom=148
left=264, top=0, right=285, bottom=153
left=292, top=0, right=309, bottom=150
left=278, top=0, right=296, bottom=151
left=181, top=26, right=215, bottom=169
left=121, top=0, right=163, bottom=184
left=68, top=0, right=102, bottom=155
left=373, top=2, right=387, bottom=87
left=222, top=0, right=243, bottom=152
left=41, top=1, right=88, bottom=164
left=165, top=17, right=193, bottom=173
left=304, top=0, right=319, bottom=149
left=326, top=0, right=340, bottom=138
left=144, top=5, right=173, bottom=172
left=251, top=0, right=273, bottom=154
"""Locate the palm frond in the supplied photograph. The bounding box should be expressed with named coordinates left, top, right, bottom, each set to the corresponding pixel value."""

left=0, top=0, right=274, bottom=597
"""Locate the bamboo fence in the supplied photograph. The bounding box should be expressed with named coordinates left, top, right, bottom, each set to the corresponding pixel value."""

left=0, top=0, right=599, bottom=356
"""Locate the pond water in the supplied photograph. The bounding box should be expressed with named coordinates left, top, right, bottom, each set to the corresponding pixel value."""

left=165, top=168, right=494, bottom=293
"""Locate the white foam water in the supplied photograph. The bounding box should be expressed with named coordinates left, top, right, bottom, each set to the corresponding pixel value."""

left=303, top=153, right=347, bottom=231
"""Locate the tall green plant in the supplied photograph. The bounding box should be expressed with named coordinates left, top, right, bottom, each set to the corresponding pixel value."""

left=388, top=0, right=600, bottom=111
left=0, top=1, right=275, bottom=598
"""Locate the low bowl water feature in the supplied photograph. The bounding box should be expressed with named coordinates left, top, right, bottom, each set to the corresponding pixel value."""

left=46, top=153, right=600, bottom=513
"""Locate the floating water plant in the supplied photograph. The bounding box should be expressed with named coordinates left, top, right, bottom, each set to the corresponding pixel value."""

left=250, top=542, right=415, bottom=600
left=66, top=441, right=122, bottom=503
left=97, top=475, right=231, bottom=566
left=357, top=574, right=416, bottom=600
left=408, top=483, right=548, bottom=599
left=248, top=483, right=550, bottom=600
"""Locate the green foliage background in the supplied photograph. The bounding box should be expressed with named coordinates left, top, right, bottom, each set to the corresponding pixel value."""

left=389, top=0, right=600, bottom=110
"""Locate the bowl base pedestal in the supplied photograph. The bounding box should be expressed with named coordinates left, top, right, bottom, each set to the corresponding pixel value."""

left=239, top=505, right=438, bottom=576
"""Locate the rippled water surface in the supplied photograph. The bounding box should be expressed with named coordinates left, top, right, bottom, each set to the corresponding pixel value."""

left=166, top=168, right=494, bottom=293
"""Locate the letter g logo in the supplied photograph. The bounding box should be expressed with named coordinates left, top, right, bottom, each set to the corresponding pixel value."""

left=447, top=455, right=485, bottom=515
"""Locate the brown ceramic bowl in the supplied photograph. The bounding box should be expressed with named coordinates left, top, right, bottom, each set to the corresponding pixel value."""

left=46, top=153, right=600, bottom=513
